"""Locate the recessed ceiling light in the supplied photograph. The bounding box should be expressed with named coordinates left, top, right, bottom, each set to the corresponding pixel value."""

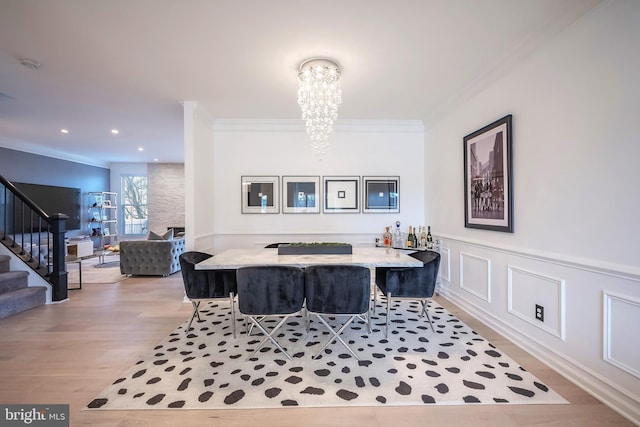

left=153, top=158, right=159, bottom=162
left=111, top=129, right=119, bottom=134
left=137, top=147, right=144, bottom=151
left=60, top=129, right=69, bottom=134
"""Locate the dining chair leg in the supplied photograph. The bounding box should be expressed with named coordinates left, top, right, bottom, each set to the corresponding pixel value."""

left=312, top=315, right=360, bottom=360
left=358, top=312, right=372, bottom=334
left=247, top=316, right=265, bottom=336
left=186, top=301, right=201, bottom=333
left=385, top=292, right=392, bottom=338
left=246, top=316, right=293, bottom=361
left=372, top=289, right=378, bottom=315
left=194, top=301, right=202, bottom=321
left=229, top=292, right=236, bottom=338
left=420, top=299, right=435, bottom=332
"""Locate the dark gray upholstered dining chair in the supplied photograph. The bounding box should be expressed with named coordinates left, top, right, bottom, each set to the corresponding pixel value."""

left=374, top=250, right=441, bottom=337
left=179, top=251, right=238, bottom=336
left=236, top=265, right=305, bottom=360
left=304, top=265, right=371, bottom=360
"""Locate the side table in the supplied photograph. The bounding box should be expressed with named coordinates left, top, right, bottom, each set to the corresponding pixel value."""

left=66, top=256, right=82, bottom=290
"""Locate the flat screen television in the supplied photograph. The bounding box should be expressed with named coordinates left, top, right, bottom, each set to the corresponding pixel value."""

left=12, top=182, right=82, bottom=230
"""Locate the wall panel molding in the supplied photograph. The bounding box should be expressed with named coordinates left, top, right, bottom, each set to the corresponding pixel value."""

left=603, top=291, right=640, bottom=380
left=441, top=287, right=640, bottom=425
left=459, top=252, right=491, bottom=302
left=438, top=233, right=640, bottom=282
left=508, top=265, right=566, bottom=340
left=439, top=246, right=451, bottom=282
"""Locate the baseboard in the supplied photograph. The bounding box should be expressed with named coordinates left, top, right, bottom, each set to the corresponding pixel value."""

left=441, top=288, right=640, bottom=425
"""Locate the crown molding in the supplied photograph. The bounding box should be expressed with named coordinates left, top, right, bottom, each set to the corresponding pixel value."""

left=0, top=138, right=110, bottom=169
left=213, top=119, right=424, bottom=133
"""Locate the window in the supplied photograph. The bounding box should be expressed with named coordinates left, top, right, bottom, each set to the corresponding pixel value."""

left=121, top=175, right=148, bottom=236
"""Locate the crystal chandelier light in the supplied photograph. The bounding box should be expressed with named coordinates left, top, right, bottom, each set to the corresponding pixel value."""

left=297, top=58, right=342, bottom=160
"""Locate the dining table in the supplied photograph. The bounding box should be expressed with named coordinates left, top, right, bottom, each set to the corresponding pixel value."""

left=195, top=246, right=423, bottom=270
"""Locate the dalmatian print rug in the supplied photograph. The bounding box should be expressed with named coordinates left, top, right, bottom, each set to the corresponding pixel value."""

left=87, top=300, right=567, bottom=410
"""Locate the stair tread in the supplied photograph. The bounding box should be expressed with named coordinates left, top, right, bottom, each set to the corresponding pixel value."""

left=0, top=286, right=47, bottom=298
left=0, top=271, right=29, bottom=279
left=0, top=286, right=47, bottom=320
left=0, top=271, right=30, bottom=294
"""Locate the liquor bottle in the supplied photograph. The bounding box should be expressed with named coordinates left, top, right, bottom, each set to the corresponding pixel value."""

left=406, top=226, right=413, bottom=248
left=383, top=226, right=392, bottom=247
left=426, top=226, right=433, bottom=249
left=419, top=226, right=427, bottom=249
left=394, top=220, right=402, bottom=247
left=412, top=227, right=418, bottom=249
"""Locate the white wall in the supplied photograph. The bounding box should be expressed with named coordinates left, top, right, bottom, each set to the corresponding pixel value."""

left=426, top=1, right=640, bottom=423
left=184, top=102, right=217, bottom=252
left=204, top=119, right=424, bottom=252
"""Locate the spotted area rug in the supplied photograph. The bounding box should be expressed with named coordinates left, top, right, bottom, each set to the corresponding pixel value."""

left=86, top=300, right=567, bottom=410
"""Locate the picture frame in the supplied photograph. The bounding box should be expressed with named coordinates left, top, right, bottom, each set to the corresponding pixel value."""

left=362, top=176, right=400, bottom=213
left=463, top=114, right=513, bottom=232
left=241, top=176, right=279, bottom=214
left=323, top=176, right=360, bottom=213
left=282, top=176, right=320, bottom=214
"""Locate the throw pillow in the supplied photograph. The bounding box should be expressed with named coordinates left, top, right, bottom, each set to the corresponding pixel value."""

left=147, top=229, right=174, bottom=241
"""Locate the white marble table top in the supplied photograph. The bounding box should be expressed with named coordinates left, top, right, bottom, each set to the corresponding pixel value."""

left=195, top=247, right=423, bottom=270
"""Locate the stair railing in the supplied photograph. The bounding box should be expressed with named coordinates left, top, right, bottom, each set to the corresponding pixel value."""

left=0, top=175, right=68, bottom=301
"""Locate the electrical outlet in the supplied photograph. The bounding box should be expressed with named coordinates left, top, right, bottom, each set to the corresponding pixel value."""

left=535, top=304, right=544, bottom=322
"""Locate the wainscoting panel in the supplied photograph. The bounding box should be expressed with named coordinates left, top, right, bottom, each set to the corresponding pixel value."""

left=439, top=246, right=451, bottom=282
left=459, top=252, right=491, bottom=303
left=508, top=265, right=566, bottom=340
left=603, top=291, right=640, bottom=380
left=438, top=233, right=640, bottom=424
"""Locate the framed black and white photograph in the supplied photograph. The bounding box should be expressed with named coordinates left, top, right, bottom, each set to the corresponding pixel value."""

left=241, top=175, right=279, bottom=214
left=362, top=176, right=400, bottom=213
left=282, top=176, right=320, bottom=214
left=323, top=176, right=360, bottom=213
left=463, top=114, right=513, bottom=232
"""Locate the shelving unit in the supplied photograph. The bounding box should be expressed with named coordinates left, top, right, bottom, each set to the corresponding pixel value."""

left=87, top=192, right=118, bottom=258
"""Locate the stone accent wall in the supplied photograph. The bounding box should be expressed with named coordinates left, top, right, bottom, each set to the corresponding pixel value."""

left=147, top=163, right=185, bottom=234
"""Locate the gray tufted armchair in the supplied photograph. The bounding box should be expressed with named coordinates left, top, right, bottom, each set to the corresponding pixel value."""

left=119, top=238, right=186, bottom=276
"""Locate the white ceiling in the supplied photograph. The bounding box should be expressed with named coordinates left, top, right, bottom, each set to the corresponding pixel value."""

left=0, top=0, right=602, bottom=167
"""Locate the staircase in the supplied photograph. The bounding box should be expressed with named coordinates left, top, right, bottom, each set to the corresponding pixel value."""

left=0, top=254, right=47, bottom=320
left=1, top=174, right=69, bottom=302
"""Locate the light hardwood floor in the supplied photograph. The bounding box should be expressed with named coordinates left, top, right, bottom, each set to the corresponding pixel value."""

left=0, top=273, right=633, bottom=427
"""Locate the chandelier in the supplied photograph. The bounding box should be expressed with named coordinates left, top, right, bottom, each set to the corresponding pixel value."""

left=297, top=58, right=342, bottom=160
